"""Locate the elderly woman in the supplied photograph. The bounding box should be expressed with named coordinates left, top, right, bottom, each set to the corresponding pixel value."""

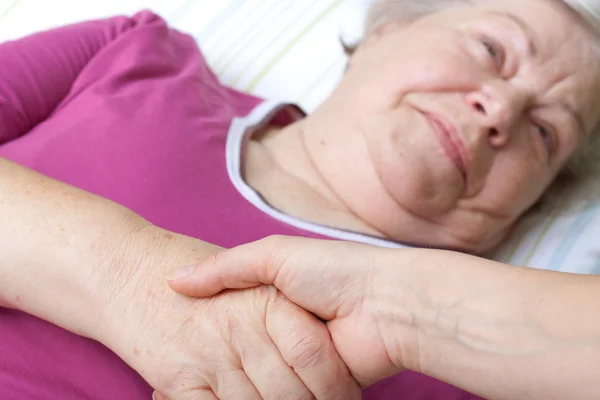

left=0, top=0, right=598, bottom=398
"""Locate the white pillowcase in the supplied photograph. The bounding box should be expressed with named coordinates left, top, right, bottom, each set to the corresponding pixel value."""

left=1, top=0, right=598, bottom=274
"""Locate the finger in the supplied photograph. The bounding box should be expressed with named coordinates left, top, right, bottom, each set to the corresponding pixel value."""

left=152, top=391, right=167, bottom=400
left=169, top=236, right=374, bottom=321
left=154, top=386, right=220, bottom=400
left=168, top=236, right=345, bottom=319
left=211, top=369, right=262, bottom=400
left=267, top=296, right=362, bottom=400
left=164, top=388, right=218, bottom=400
left=167, top=236, right=286, bottom=297
left=232, top=307, right=315, bottom=399
left=184, top=389, right=218, bottom=400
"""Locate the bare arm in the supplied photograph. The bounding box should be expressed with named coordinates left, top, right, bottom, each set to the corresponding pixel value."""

left=0, top=11, right=218, bottom=321
left=0, top=162, right=361, bottom=400
left=378, top=249, right=600, bottom=400
left=0, top=156, right=218, bottom=338
left=170, top=236, right=600, bottom=399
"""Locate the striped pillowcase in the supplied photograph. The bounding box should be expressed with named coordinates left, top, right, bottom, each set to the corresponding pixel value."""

left=1, top=0, right=598, bottom=274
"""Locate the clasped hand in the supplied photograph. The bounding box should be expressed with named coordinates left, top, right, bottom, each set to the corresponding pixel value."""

left=161, top=236, right=419, bottom=399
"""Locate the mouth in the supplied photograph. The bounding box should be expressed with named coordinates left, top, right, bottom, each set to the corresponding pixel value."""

left=422, top=111, right=470, bottom=184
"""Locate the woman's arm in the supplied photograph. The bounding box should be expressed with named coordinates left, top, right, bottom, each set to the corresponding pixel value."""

left=0, top=12, right=158, bottom=143
left=0, top=160, right=359, bottom=399
left=0, top=156, right=217, bottom=336
left=169, top=236, right=600, bottom=399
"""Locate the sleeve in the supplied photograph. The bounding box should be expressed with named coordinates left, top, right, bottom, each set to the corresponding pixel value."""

left=0, top=12, right=159, bottom=144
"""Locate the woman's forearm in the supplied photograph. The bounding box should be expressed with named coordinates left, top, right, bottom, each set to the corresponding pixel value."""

left=378, top=249, right=600, bottom=399
left=0, top=157, right=218, bottom=342
left=0, top=157, right=150, bottom=337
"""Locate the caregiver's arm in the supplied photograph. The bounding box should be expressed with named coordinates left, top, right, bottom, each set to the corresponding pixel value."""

left=170, top=236, right=600, bottom=400
left=0, top=12, right=160, bottom=143
left=385, top=249, right=600, bottom=400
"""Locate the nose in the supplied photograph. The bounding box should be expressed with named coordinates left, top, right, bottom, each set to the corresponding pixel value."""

left=466, top=81, right=529, bottom=148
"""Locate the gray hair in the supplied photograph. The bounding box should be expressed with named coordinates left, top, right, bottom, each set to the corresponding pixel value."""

left=346, top=0, right=600, bottom=214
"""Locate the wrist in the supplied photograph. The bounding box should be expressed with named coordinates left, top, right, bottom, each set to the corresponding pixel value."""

left=369, top=249, right=431, bottom=374
left=370, top=248, right=600, bottom=399
left=370, top=249, right=493, bottom=374
left=95, top=225, right=222, bottom=355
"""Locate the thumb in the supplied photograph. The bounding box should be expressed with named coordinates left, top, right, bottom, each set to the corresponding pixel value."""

left=166, top=236, right=285, bottom=297
left=167, top=236, right=375, bottom=321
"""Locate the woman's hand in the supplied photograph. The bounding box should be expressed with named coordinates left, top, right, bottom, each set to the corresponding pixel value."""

left=0, top=158, right=359, bottom=399
left=167, top=236, right=422, bottom=388
left=98, top=231, right=360, bottom=400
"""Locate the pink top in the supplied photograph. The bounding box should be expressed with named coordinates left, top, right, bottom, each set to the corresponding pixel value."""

left=0, top=11, right=479, bottom=399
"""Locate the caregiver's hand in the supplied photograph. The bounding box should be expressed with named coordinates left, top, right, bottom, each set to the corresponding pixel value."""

left=100, top=231, right=360, bottom=400
left=168, top=236, right=600, bottom=400
left=168, top=236, right=421, bottom=388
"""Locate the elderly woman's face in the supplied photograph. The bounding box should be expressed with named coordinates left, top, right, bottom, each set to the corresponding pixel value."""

left=332, top=0, right=600, bottom=251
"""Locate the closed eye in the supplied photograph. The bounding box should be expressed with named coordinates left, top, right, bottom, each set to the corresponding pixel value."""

left=535, top=124, right=555, bottom=155
left=481, top=37, right=505, bottom=69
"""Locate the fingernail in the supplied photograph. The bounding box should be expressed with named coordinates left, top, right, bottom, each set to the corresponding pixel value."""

left=152, top=391, right=158, bottom=400
left=165, top=265, right=196, bottom=280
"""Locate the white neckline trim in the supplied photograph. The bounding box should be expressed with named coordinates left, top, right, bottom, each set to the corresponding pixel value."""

left=225, top=99, right=406, bottom=249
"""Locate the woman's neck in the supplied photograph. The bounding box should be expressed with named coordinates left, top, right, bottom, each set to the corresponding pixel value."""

left=243, top=121, right=382, bottom=236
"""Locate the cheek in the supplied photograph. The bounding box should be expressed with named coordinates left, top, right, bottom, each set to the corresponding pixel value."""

left=483, top=152, right=553, bottom=215
left=364, top=107, right=465, bottom=215
left=346, top=33, right=488, bottom=136
left=379, top=34, right=484, bottom=102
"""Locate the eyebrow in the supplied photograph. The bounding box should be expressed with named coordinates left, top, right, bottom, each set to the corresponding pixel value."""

left=490, top=11, right=538, bottom=57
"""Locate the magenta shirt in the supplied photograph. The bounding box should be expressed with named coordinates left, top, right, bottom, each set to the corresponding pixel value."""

left=0, top=11, right=479, bottom=399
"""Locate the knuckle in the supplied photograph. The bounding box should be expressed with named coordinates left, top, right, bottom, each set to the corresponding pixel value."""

left=263, top=234, right=294, bottom=267
left=261, top=234, right=293, bottom=257
left=206, top=249, right=227, bottom=267
left=286, top=335, right=328, bottom=371
left=161, top=366, right=211, bottom=398
left=214, top=369, right=252, bottom=398
left=261, top=235, right=284, bottom=258
left=262, top=234, right=286, bottom=245
left=257, top=235, right=288, bottom=277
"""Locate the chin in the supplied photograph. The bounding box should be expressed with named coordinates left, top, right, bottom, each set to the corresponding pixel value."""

left=437, top=228, right=510, bottom=256
left=386, top=216, right=510, bottom=256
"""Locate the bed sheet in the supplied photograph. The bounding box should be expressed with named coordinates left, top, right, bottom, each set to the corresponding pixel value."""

left=0, top=0, right=369, bottom=111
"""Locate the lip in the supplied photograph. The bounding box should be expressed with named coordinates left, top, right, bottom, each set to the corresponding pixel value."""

left=422, top=111, right=470, bottom=184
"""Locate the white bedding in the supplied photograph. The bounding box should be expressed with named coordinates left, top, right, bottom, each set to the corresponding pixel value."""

left=0, top=0, right=361, bottom=111
left=1, top=0, right=599, bottom=274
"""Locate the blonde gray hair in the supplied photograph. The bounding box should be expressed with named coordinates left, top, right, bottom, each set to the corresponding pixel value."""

left=348, top=0, right=600, bottom=213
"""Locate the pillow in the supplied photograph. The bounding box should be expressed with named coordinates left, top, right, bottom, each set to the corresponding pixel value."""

left=1, top=0, right=598, bottom=274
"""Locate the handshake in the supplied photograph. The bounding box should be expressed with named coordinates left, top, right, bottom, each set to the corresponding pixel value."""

left=136, top=234, right=591, bottom=400
left=148, top=236, right=420, bottom=400
left=6, top=205, right=595, bottom=400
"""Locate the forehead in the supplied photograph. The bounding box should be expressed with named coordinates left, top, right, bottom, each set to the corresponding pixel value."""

left=483, top=0, right=600, bottom=133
